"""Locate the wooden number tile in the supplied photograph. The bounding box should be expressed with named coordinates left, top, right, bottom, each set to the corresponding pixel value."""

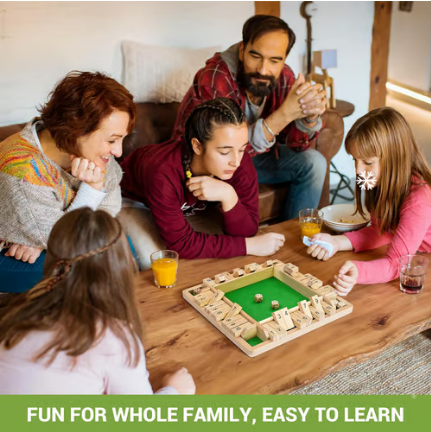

left=202, top=278, right=215, bottom=288
left=233, top=268, right=244, bottom=278
left=206, top=302, right=230, bottom=315
left=323, top=290, right=337, bottom=302
left=302, top=274, right=323, bottom=289
left=324, top=296, right=338, bottom=308
left=190, top=284, right=209, bottom=295
left=292, top=311, right=312, bottom=327
left=281, top=308, right=295, bottom=330
left=262, top=260, right=273, bottom=268
left=298, top=300, right=313, bottom=319
left=204, top=300, right=226, bottom=312
left=309, top=305, right=325, bottom=321
left=231, top=323, right=250, bottom=338
left=244, top=263, right=257, bottom=274
left=210, top=308, right=230, bottom=322
left=193, top=293, right=213, bottom=307
left=222, top=271, right=234, bottom=281
left=227, top=319, right=249, bottom=336
left=256, top=325, right=269, bottom=341
left=315, top=286, right=336, bottom=297
left=290, top=272, right=304, bottom=282
left=298, top=274, right=312, bottom=286
left=263, top=323, right=280, bottom=341
left=241, top=324, right=257, bottom=340
left=224, top=316, right=248, bottom=331
left=222, top=315, right=245, bottom=328
left=272, top=309, right=288, bottom=330
left=321, top=301, right=336, bottom=316
left=225, top=303, right=242, bottom=320
left=336, top=298, right=348, bottom=308
left=310, top=295, right=324, bottom=314
left=208, top=289, right=225, bottom=303
left=267, top=321, right=287, bottom=338
left=214, top=273, right=226, bottom=284
left=290, top=312, right=307, bottom=329
left=283, top=263, right=299, bottom=275
left=318, top=285, right=336, bottom=294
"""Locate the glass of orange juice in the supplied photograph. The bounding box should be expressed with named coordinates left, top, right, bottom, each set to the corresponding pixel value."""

left=150, top=250, right=179, bottom=289
left=299, top=208, right=323, bottom=238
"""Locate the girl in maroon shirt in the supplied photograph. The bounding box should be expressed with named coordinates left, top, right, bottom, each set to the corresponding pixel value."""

left=121, top=98, right=285, bottom=260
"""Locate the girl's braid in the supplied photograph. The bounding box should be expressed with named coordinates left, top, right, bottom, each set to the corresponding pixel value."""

left=25, top=218, right=123, bottom=301
left=182, top=100, right=244, bottom=179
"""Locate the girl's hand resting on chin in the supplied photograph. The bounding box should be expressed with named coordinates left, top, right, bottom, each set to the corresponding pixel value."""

left=333, top=261, right=358, bottom=296
left=186, top=176, right=238, bottom=212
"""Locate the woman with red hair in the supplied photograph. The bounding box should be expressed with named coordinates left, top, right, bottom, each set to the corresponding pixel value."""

left=0, top=71, right=136, bottom=293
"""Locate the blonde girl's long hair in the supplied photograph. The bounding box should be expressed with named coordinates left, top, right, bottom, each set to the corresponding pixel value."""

left=345, top=107, right=431, bottom=234
left=0, top=208, right=143, bottom=366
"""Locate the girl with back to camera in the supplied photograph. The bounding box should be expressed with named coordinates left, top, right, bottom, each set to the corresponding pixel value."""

left=306, top=107, right=431, bottom=295
left=0, top=208, right=195, bottom=395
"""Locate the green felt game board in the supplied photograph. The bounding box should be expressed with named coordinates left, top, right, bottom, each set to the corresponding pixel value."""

left=224, top=276, right=308, bottom=322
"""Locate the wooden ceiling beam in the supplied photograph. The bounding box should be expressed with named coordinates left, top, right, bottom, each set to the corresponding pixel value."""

left=255, top=1, right=280, bottom=17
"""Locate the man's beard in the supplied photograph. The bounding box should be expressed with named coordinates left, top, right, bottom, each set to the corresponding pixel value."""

left=237, top=65, right=278, bottom=99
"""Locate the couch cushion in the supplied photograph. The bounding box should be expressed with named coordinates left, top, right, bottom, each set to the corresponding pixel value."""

left=122, top=41, right=220, bottom=103
left=122, top=102, right=180, bottom=159
left=0, top=123, right=26, bottom=142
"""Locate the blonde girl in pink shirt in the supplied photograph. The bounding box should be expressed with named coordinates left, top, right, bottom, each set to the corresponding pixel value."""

left=307, top=107, right=431, bottom=295
left=0, top=208, right=195, bottom=395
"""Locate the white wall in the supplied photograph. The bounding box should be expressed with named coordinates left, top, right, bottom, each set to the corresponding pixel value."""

left=281, top=1, right=374, bottom=184
left=1, top=1, right=374, bottom=184
left=388, top=2, right=431, bottom=92
left=0, top=1, right=254, bottom=126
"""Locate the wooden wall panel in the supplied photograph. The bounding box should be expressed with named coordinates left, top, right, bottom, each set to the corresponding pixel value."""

left=255, top=1, right=280, bottom=17
left=369, top=1, right=392, bottom=110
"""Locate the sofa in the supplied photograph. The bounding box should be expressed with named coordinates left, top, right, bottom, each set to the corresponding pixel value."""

left=0, top=104, right=344, bottom=223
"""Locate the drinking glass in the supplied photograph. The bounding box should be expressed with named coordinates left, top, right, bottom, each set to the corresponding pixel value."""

left=399, top=254, right=429, bottom=294
left=299, top=208, right=323, bottom=238
left=151, top=250, right=179, bottom=289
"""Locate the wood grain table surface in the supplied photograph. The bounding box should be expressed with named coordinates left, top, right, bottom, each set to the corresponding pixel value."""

left=136, top=219, right=431, bottom=394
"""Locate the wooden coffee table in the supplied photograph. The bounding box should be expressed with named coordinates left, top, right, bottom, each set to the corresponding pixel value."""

left=136, top=219, right=431, bottom=394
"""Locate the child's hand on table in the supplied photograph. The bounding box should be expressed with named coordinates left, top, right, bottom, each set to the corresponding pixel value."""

left=162, top=367, right=196, bottom=395
left=306, top=233, right=340, bottom=261
left=333, top=261, right=358, bottom=296
left=246, top=233, right=286, bottom=256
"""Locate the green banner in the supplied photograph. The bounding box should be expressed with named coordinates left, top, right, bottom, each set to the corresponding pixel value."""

left=0, top=395, right=426, bottom=432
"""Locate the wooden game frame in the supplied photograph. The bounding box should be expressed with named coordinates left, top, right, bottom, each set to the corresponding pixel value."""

left=182, top=260, right=353, bottom=357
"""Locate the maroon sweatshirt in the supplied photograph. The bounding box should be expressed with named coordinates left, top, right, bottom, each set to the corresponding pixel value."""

left=120, top=139, right=259, bottom=259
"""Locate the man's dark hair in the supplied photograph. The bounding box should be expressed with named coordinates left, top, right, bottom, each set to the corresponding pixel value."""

left=242, top=15, right=296, bottom=57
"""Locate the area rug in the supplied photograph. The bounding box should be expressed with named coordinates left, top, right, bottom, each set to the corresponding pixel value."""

left=290, top=330, right=431, bottom=394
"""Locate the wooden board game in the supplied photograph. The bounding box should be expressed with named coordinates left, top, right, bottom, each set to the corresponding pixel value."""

left=182, top=259, right=353, bottom=357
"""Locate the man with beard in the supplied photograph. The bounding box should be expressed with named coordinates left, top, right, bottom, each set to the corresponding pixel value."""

left=172, top=15, right=327, bottom=221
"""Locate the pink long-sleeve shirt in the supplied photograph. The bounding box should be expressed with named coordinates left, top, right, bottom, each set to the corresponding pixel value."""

left=0, top=328, right=177, bottom=395
left=344, top=182, right=431, bottom=284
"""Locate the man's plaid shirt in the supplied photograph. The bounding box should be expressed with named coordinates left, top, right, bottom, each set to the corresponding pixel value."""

left=172, top=51, right=320, bottom=157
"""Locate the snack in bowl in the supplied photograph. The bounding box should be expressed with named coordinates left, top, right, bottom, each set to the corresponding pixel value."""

left=321, top=204, right=370, bottom=233
left=338, top=218, right=357, bottom=224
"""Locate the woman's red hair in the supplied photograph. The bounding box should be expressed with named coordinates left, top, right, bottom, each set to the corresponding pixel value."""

left=38, top=71, right=136, bottom=155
